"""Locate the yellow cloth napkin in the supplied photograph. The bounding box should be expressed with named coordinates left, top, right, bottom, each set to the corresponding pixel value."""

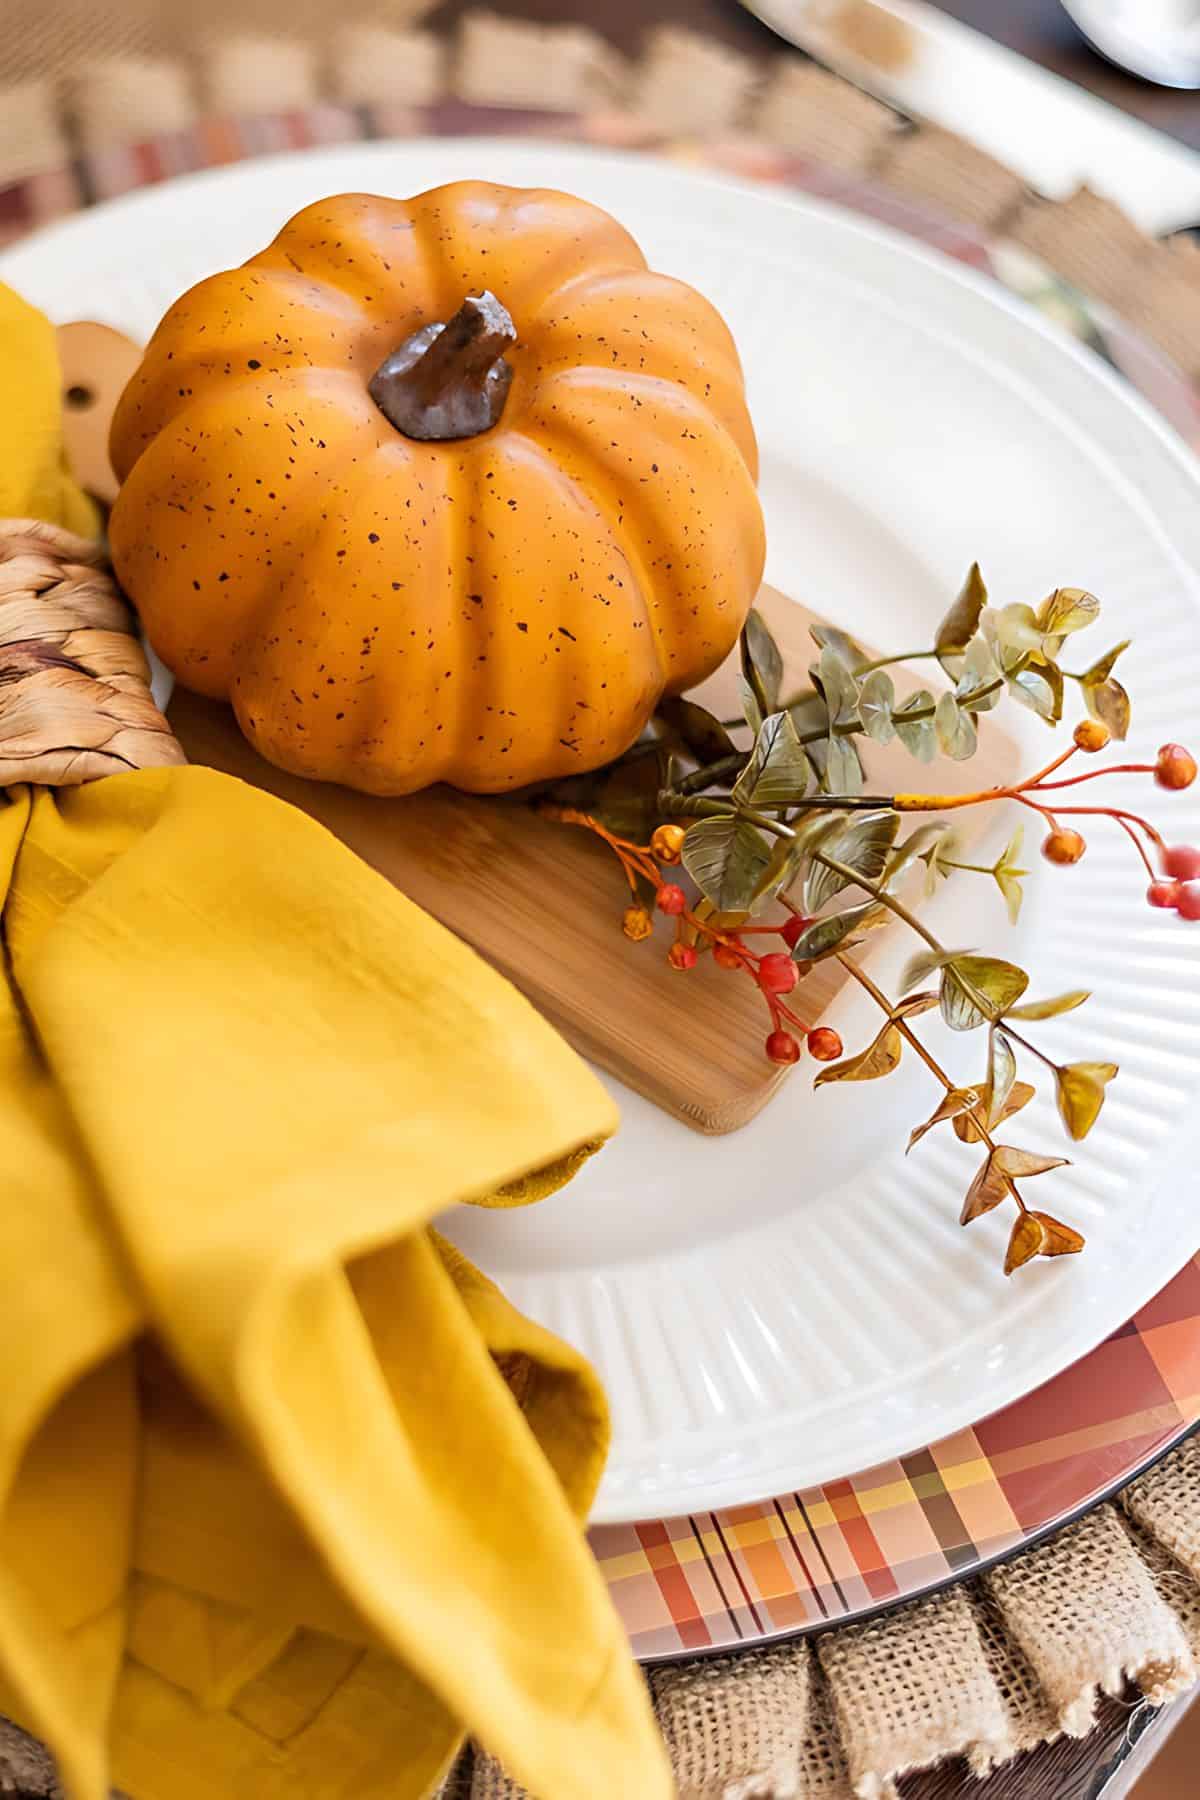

left=0, top=285, right=98, bottom=538
left=0, top=291, right=673, bottom=1800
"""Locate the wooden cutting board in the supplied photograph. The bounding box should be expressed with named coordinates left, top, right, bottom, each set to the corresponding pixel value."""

left=60, top=319, right=1017, bottom=1133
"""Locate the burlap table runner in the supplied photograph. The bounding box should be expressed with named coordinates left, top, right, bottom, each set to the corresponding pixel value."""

left=3, top=6, right=1200, bottom=1794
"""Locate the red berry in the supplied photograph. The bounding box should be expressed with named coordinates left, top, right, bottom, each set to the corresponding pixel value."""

left=807, top=1027, right=843, bottom=1062
left=1164, top=845, right=1200, bottom=882
left=1177, top=881, right=1200, bottom=921
left=713, top=941, right=744, bottom=970
left=758, top=951, right=799, bottom=995
left=1073, top=719, right=1110, bottom=753
left=1148, top=880, right=1181, bottom=909
left=765, top=1028, right=801, bottom=1065
left=780, top=914, right=812, bottom=949
left=657, top=883, right=687, bottom=916
left=1042, top=828, right=1086, bottom=865
left=668, top=941, right=698, bottom=970
left=1156, top=743, right=1198, bottom=791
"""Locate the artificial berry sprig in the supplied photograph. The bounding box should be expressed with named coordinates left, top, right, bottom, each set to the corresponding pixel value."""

left=540, top=566, right=1198, bottom=1274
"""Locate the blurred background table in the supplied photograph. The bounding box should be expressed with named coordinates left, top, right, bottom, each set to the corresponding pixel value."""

left=424, top=0, right=1200, bottom=144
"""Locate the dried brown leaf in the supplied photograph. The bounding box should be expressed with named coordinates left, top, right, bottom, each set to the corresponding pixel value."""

left=961, top=1153, right=1010, bottom=1224
left=908, top=1087, right=980, bottom=1152
left=954, top=1079, right=1036, bottom=1143
left=814, top=1023, right=903, bottom=1087
left=1005, top=1212, right=1048, bottom=1274
left=991, top=1146, right=1070, bottom=1178
left=1029, top=1212, right=1086, bottom=1257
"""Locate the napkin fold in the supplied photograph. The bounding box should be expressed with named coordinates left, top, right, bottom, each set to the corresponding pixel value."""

left=0, top=286, right=672, bottom=1800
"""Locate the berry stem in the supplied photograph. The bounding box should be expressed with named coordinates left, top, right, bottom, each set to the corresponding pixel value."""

left=1034, top=763, right=1155, bottom=791
left=814, top=851, right=942, bottom=952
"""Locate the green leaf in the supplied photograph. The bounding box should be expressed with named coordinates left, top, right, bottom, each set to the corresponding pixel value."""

left=740, top=610, right=783, bottom=719
left=935, top=691, right=978, bottom=761
left=1081, top=639, right=1131, bottom=687
left=821, top=732, right=865, bottom=796
left=1033, top=656, right=1064, bottom=723
left=812, top=647, right=861, bottom=727
left=992, top=824, right=1028, bottom=926
left=961, top=1154, right=1010, bottom=1224
left=680, top=814, right=772, bottom=912
left=892, top=691, right=938, bottom=762
left=907, top=1087, right=981, bottom=1152
left=749, top=833, right=806, bottom=911
left=885, top=822, right=954, bottom=886
left=737, top=673, right=764, bottom=737
left=992, top=1145, right=1070, bottom=1178
left=955, top=634, right=1002, bottom=713
left=922, top=826, right=965, bottom=898
left=733, top=711, right=809, bottom=808
left=995, top=603, right=1045, bottom=659
left=940, top=955, right=1030, bottom=1031
left=987, top=1028, right=1017, bottom=1127
left=1007, top=990, right=1090, bottom=1022
left=814, top=1022, right=903, bottom=1087
left=901, top=945, right=973, bottom=993
left=936, top=562, right=988, bottom=662
left=1039, top=586, right=1100, bottom=638
left=804, top=810, right=901, bottom=912
left=787, top=899, right=888, bottom=962
left=891, top=990, right=941, bottom=1021
left=591, top=746, right=672, bottom=837
left=859, top=669, right=896, bottom=745
left=1007, top=663, right=1059, bottom=722
left=657, top=696, right=737, bottom=764
left=809, top=620, right=869, bottom=670
left=1084, top=676, right=1131, bottom=742
left=1055, top=1060, right=1118, bottom=1140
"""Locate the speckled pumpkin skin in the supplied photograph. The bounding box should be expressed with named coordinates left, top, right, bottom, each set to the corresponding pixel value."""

left=109, top=182, right=765, bottom=795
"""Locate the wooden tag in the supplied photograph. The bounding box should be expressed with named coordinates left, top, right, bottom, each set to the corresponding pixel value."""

left=56, top=321, right=142, bottom=506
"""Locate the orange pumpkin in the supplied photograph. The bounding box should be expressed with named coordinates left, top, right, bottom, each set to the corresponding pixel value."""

left=109, top=182, right=765, bottom=795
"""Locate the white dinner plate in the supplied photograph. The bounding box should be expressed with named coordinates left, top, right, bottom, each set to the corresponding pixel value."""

left=7, top=139, right=1200, bottom=1523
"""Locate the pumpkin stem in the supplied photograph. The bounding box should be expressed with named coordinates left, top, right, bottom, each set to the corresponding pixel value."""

left=368, top=291, right=517, bottom=441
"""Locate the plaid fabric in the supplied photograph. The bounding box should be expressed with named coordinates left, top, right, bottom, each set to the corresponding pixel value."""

left=4, top=97, right=1198, bottom=1657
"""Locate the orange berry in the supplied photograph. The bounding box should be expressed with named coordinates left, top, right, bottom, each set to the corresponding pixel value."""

left=656, top=883, right=687, bottom=915
left=765, top=1028, right=801, bottom=1065
left=1042, top=828, right=1086, bottom=865
left=651, top=823, right=687, bottom=864
left=1156, top=743, right=1197, bottom=791
left=807, top=1027, right=843, bottom=1062
left=668, top=941, right=698, bottom=971
left=713, top=941, right=744, bottom=970
left=622, top=904, right=653, bottom=942
left=1073, top=719, right=1109, bottom=753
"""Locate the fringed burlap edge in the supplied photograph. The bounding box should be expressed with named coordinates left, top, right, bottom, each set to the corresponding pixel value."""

left=4, top=1438, right=1193, bottom=1797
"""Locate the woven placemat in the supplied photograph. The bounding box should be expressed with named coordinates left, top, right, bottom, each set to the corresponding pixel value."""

left=3, top=7, right=1200, bottom=1796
